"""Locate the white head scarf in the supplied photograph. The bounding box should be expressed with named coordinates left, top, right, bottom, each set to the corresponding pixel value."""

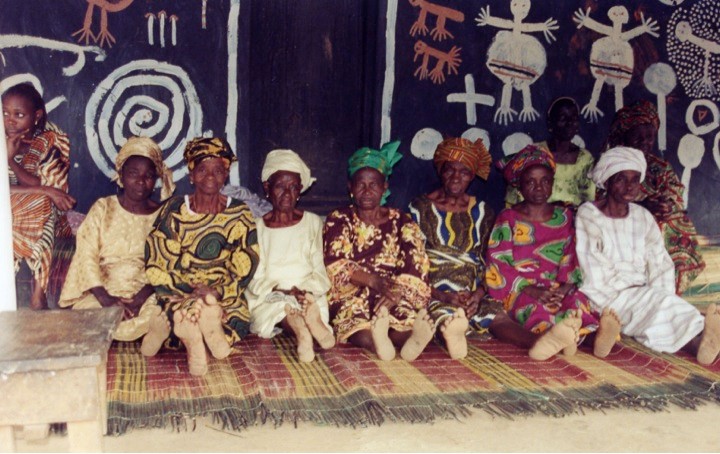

left=261, top=149, right=316, bottom=193
left=589, top=146, right=647, bottom=190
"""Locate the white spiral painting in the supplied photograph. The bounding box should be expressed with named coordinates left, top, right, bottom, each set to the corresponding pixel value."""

left=84, top=59, right=204, bottom=181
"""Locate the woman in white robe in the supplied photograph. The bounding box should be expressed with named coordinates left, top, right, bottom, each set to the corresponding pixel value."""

left=575, top=146, right=720, bottom=364
left=245, top=149, right=335, bottom=362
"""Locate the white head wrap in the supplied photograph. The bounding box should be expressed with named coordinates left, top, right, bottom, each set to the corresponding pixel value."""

left=589, top=146, right=647, bottom=190
left=261, top=149, right=316, bottom=193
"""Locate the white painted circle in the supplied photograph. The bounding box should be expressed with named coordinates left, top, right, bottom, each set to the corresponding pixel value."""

left=643, top=63, right=677, bottom=96
left=685, top=99, right=720, bottom=136
left=657, top=0, right=684, bottom=6
left=571, top=134, right=586, bottom=149
left=677, top=133, right=705, bottom=168
left=410, top=128, right=443, bottom=160
left=461, top=128, right=491, bottom=152
left=85, top=59, right=204, bottom=181
left=502, top=132, right=533, bottom=156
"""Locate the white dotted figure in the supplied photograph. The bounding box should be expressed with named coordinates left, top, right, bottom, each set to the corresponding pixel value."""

left=573, top=5, right=659, bottom=122
left=674, top=21, right=720, bottom=98
left=476, top=0, right=558, bottom=126
left=666, top=0, right=720, bottom=101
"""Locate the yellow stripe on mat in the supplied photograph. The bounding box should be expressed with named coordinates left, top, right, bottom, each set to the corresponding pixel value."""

left=274, top=337, right=348, bottom=399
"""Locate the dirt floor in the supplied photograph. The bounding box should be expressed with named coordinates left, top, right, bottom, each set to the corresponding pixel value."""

left=14, top=402, right=720, bottom=452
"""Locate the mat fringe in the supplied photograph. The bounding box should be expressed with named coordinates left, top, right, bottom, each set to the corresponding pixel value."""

left=106, top=373, right=720, bottom=435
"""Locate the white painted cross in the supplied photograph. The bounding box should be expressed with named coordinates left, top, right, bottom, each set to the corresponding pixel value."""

left=446, top=74, right=494, bottom=125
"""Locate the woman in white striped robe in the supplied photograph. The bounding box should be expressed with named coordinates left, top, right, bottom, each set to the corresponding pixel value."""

left=575, top=146, right=720, bottom=364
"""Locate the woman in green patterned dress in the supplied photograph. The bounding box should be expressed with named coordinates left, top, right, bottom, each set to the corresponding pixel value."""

left=145, top=137, right=260, bottom=376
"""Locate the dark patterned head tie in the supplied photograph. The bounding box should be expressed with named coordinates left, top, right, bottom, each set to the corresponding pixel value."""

left=183, top=137, right=236, bottom=170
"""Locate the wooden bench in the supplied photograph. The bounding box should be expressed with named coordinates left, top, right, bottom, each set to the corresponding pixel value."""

left=0, top=307, right=122, bottom=452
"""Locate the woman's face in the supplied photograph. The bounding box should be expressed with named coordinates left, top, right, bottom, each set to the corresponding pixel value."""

left=549, top=104, right=579, bottom=142
left=623, top=123, right=657, bottom=155
left=440, top=160, right=474, bottom=197
left=349, top=167, right=387, bottom=210
left=190, top=157, right=229, bottom=196
left=518, top=165, right=554, bottom=206
left=265, top=170, right=302, bottom=212
left=2, top=94, right=42, bottom=137
left=606, top=170, right=641, bottom=205
left=120, top=156, right=158, bottom=202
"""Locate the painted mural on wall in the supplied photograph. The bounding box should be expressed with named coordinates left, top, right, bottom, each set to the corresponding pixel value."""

left=384, top=0, right=720, bottom=236
left=1, top=0, right=241, bottom=213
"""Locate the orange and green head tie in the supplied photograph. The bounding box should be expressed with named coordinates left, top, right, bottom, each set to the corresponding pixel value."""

left=347, top=140, right=402, bottom=205
left=433, top=137, right=492, bottom=180
left=183, top=137, right=236, bottom=171
left=497, top=144, right=556, bottom=188
left=608, top=100, right=660, bottom=148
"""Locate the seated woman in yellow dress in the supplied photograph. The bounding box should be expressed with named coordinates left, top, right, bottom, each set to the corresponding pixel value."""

left=145, top=137, right=260, bottom=376
left=59, top=137, right=175, bottom=352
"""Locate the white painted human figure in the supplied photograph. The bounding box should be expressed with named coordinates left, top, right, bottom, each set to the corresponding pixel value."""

left=476, top=0, right=558, bottom=125
left=675, top=21, right=720, bottom=98
left=573, top=6, right=659, bottom=122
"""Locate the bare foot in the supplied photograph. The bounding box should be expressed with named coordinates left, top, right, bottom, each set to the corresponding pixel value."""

left=173, top=309, right=208, bottom=376
left=698, top=304, right=720, bottom=365
left=140, top=307, right=171, bottom=357
left=198, top=295, right=232, bottom=360
left=400, top=309, right=434, bottom=362
left=440, top=308, right=469, bottom=360
left=285, top=304, right=315, bottom=362
left=301, top=294, right=335, bottom=350
left=594, top=308, right=622, bottom=358
left=371, top=306, right=396, bottom=361
left=529, top=317, right=579, bottom=361
left=560, top=310, right=583, bottom=356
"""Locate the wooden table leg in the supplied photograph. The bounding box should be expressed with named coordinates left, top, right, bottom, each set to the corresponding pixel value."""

left=67, top=420, right=103, bottom=453
left=0, top=426, right=16, bottom=453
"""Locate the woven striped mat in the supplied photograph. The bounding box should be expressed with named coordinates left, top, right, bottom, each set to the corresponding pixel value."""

left=106, top=335, right=720, bottom=435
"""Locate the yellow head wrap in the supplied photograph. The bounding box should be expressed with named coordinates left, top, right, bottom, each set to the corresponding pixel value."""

left=114, top=136, right=175, bottom=201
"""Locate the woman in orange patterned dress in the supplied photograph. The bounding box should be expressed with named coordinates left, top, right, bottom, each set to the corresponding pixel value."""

left=3, top=83, right=75, bottom=310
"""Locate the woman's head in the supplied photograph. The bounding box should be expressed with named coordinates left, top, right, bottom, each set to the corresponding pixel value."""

left=500, top=144, right=556, bottom=187
left=547, top=97, right=579, bottom=142
left=119, top=155, right=157, bottom=203
left=184, top=137, right=235, bottom=196
left=115, top=136, right=175, bottom=200
left=433, top=137, right=491, bottom=196
left=589, top=146, right=647, bottom=196
left=261, top=149, right=315, bottom=212
left=347, top=140, right=402, bottom=206
left=349, top=167, right=388, bottom=210
left=608, top=100, right=659, bottom=154
left=2, top=83, right=47, bottom=134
